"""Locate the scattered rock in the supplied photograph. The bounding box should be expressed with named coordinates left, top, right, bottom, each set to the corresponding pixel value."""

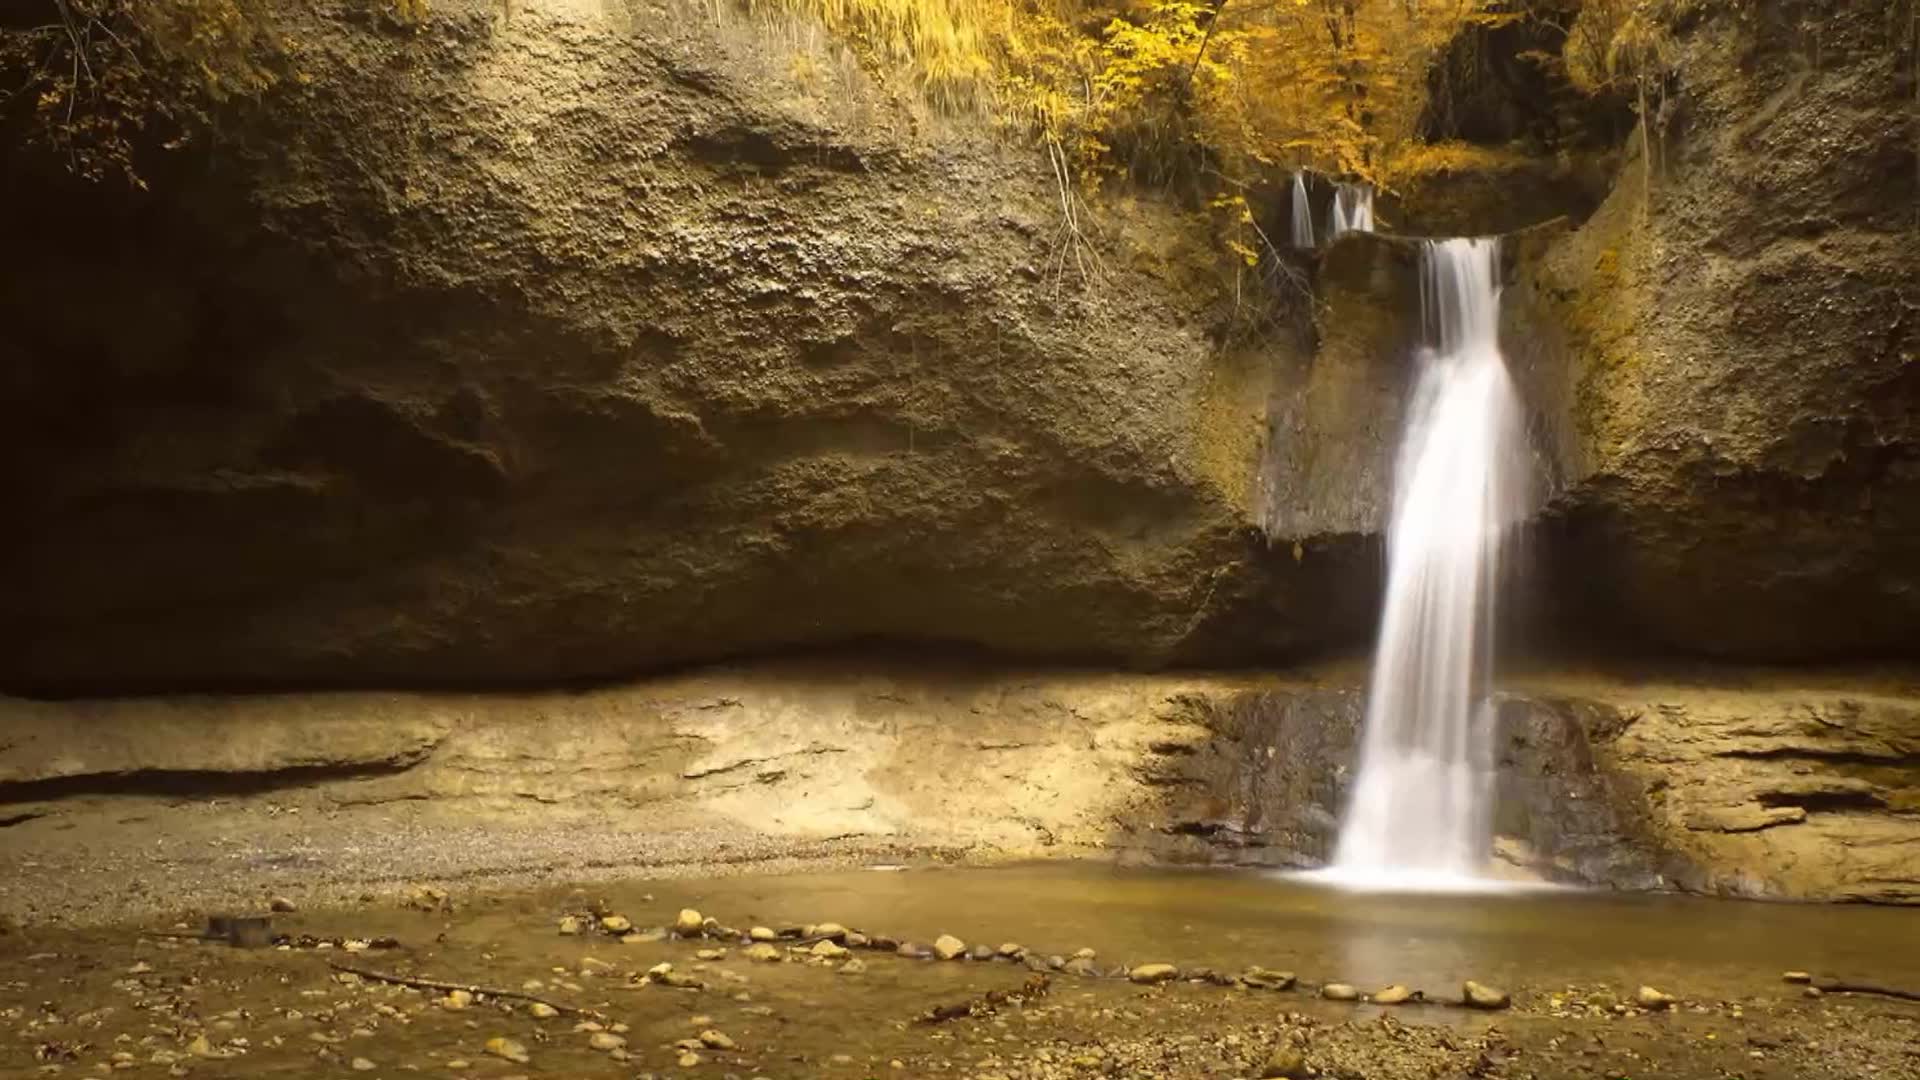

left=659, top=971, right=706, bottom=989
left=698, top=1030, right=736, bottom=1050
left=1372, top=985, right=1416, bottom=1005
left=898, top=942, right=934, bottom=960
left=1262, top=1048, right=1307, bottom=1078
left=558, top=916, right=584, bottom=936
left=1322, top=983, right=1360, bottom=1002
left=1242, top=968, right=1296, bottom=991
left=127, top=961, right=153, bottom=975
left=526, top=1003, right=558, bottom=1019
left=677, top=1051, right=701, bottom=1068
left=269, top=897, right=297, bottom=913
left=1805, top=986, right=1824, bottom=998
left=1782, top=971, right=1812, bottom=984
left=674, top=909, right=704, bottom=937
left=867, top=934, right=901, bottom=951
left=1063, top=957, right=1100, bottom=977
left=1129, top=964, right=1180, bottom=985
left=846, top=931, right=870, bottom=948
left=696, top=948, right=725, bottom=961
left=840, top=958, right=867, bottom=975
left=1463, top=981, right=1511, bottom=1010
left=484, top=1037, right=530, bottom=1064
left=621, top=929, right=667, bottom=945
left=933, top=935, right=967, bottom=961
left=749, top=926, right=777, bottom=942
left=443, top=990, right=473, bottom=1010
left=969, top=944, right=997, bottom=962
left=588, top=1032, right=626, bottom=1051
left=1023, top=954, right=1052, bottom=973
left=810, top=922, right=848, bottom=941
left=601, top=915, right=633, bottom=934
left=1637, top=985, right=1677, bottom=1009
left=811, top=940, right=850, bottom=960
left=997, top=943, right=1027, bottom=959
left=744, top=943, right=782, bottom=962
left=350, top=1057, right=375, bottom=1072
left=1072, top=947, right=1097, bottom=960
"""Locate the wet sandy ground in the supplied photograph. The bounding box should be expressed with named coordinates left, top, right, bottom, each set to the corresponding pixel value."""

left=5, top=864, right=1919, bottom=1079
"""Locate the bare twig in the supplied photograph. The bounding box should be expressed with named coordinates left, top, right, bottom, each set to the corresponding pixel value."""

left=1812, top=976, right=1920, bottom=1003
left=327, top=960, right=606, bottom=1018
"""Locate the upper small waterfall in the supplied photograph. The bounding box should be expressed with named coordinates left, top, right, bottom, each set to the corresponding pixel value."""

left=1290, top=172, right=1315, bottom=249
left=1327, top=237, right=1530, bottom=889
left=1327, top=183, right=1374, bottom=240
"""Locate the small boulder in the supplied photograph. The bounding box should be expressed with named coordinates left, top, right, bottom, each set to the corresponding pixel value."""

left=1321, top=983, right=1360, bottom=1002
left=442, top=989, right=473, bottom=1010
left=933, top=934, right=967, bottom=961
left=698, top=1030, right=736, bottom=1050
left=350, top=1057, right=375, bottom=1072
left=677, top=1050, right=702, bottom=1067
left=588, top=1032, right=626, bottom=1051
left=269, top=897, right=297, bottom=913
left=558, top=916, right=584, bottom=936
left=1636, top=985, right=1677, bottom=1009
left=968, top=944, right=997, bottom=962
left=846, top=931, right=871, bottom=948
left=811, top=940, right=850, bottom=960
left=810, top=922, right=848, bottom=941
left=600, top=915, right=633, bottom=934
left=997, top=943, right=1027, bottom=959
left=897, top=941, right=934, bottom=960
left=1463, top=980, right=1511, bottom=1010
left=1261, top=1048, right=1307, bottom=1079
left=1129, top=963, right=1180, bottom=985
left=484, top=1037, right=530, bottom=1064
left=674, top=909, right=705, bottom=937
left=1371, top=985, right=1416, bottom=1005
left=744, top=943, right=782, bottom=962
left=749, top=926, right=778, bottom=942
left=1062, top=957, right=1100, bottom=977
left=526, top=1003, right=558, bottom=1019
left=1072, top=947, right=1098, bottom=960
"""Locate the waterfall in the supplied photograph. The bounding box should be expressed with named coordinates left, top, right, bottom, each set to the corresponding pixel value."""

left=1327, top=183, right=1374, bottom=240
left=1328, top=237, right=1529, bottom=889
left=1291, top=172, right=1315, bottom=249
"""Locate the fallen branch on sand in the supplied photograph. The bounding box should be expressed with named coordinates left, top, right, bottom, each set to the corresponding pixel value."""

left=326, top=960, right=605, bottom=1018
left=1812, top=977, right=1920, bottom=1003
left=920, top=973, right=1051, bottom=1023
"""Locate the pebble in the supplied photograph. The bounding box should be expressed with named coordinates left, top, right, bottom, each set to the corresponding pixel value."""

left=484, top=1037, right=530, bottom=1064
left=749, top=927, right=778, bottom=942
left=269, top=897, right=297, bottom=913
left=1372, top=984, right=1415, bottom=1005
left=1463, top=980, right=1511, bottom=1010
left=601, top=915, right=633, bottom=934
left=1782, top=971, right=1812, bottom=984
left=443, top=990, right=473, bottom=1010
left=621, top=929, right=666, bottom=945
left=1063, top=957, right=1100, bottom=977
left=1637, top=985, right=1677, bottom=1009
left=558, top=916, right=584, bottom=936
left=745, top=943, right=782, bottom=962
left=810, top=922, right=848, bottom=940
left=969, top=944, right=997, bottom=962
left=811, top=940, right=850, bottom=960
left=696, top=948, right=726, bottom=961
left=1321, top=983, right=1360, bottom=1002
left=846, top=931, right=870, bottom=948
left=588, top=1032, right=626, bottom=1051
left=933, top=934, right=967, bottom=961
left=699, top=1030, right=736, bottom=1050
left=898, top=942, right=934, bottom=960
left=677, top=1051, right=702, bottom=1068
left=674, top=909, right=705, bottom=937
left=350, top=1057, right=375, bottom=1071
left=1129, top=963, right=1179, bottom=985
left=526, top=1003, right=558, bottom=1019
left=1072, top=948, right=1097, bottom=960
left=998, top=943, right=1026, bottom=959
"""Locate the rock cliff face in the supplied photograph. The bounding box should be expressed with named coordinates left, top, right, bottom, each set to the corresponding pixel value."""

left=0, top=0, right=1334, bottom=692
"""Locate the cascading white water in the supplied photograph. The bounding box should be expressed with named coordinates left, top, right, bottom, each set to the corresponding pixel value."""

left=1291, top=172, right=1315, bottom=249
left=1327, top=182, right=1374, bottom=240
left=1327, top=237, right=1530, bottom=889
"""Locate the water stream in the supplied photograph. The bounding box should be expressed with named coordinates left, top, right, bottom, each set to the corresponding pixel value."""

left=1291, top=171, right=1315, bottom=248
left=1327, top=182, right=1374, bottom=239
left=1328, top=238, right=1530, bottom=889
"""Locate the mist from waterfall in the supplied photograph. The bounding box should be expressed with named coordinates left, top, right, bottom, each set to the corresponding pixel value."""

left=1291, top=172, right=1315, bottom=249
left=1326, top=237, right=1530, bottom=890
left=1327, top=183, right=1374, bottom=240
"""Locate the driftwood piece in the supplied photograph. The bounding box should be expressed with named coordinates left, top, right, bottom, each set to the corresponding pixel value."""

left=326, top=960, right=606, bottom=1018
left=1811, top=976, right=1920, bottom=1002
left=920, top=974, right=1051, bottom=1023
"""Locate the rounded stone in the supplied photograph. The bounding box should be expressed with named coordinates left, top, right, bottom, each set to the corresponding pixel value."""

left=1321, top=983, right=1360, bottom=1002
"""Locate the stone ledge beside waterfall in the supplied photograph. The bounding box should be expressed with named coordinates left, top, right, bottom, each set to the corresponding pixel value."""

left=2, top=658, right=1916, bottom=925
